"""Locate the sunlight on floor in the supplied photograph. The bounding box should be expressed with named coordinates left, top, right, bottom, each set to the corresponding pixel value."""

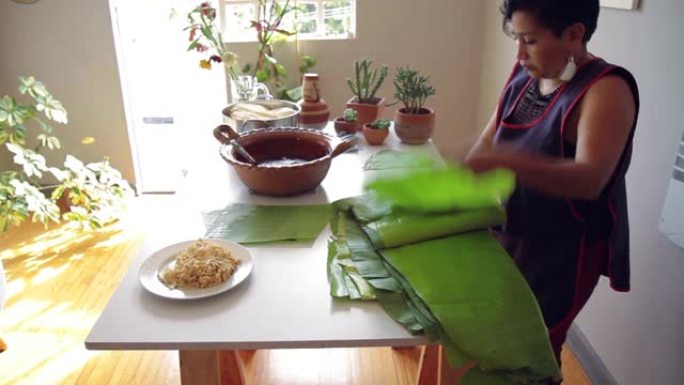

left=0, top=203, right=147, bottom=385
left=0, top=331, right=103, bottom=385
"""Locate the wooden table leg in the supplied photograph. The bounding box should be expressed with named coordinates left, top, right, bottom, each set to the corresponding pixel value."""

left=179, top=350, right=247, bottom=385
left=416, top=345, right=476, bottom=385
left=416, top=345, right=440, bottom=385
left=219, top=350, right=247, bottom=385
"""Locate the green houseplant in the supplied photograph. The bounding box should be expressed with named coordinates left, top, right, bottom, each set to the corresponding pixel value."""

left=334, top=108, right=359, bottom=135
left=0, top=76, right=132, bottom=231
left=362, top=118, right=391, bottom=146
left=392, top=66, right=436, bottom=145
left=346, top=59, right=389, bottom=126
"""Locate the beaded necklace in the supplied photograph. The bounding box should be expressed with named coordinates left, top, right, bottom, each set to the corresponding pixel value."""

left=509, top=79, right=562, bottom=124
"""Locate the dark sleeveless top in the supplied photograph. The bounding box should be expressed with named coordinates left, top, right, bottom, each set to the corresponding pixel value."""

left=492, top=58, right=639, bottom=325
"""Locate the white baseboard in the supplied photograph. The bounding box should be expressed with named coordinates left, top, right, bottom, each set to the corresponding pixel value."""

left=567, top=324, right=618, bottom=385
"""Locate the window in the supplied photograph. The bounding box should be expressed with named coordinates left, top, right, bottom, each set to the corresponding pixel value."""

left=220, top=0, right=356, bottom=42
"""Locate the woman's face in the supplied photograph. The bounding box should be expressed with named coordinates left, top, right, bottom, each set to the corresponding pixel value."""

left=508, top=11, right=569, bottom=79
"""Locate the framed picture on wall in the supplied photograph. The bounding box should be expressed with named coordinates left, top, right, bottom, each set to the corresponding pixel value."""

left=600, top=0, right=640, bottom=10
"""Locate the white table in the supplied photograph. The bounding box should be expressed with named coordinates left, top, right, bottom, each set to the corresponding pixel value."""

left=85, top=124, right=444, bottom=384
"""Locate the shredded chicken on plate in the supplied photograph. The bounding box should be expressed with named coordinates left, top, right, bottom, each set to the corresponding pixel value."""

left=160, top=240, right=240, bottom=289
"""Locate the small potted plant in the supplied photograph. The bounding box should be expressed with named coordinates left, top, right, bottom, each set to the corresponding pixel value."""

left=346, top=58, right=389, bottom=127
left=334, top=108, right=360, bottom=135
left=362, top=119, right=391, bottom=146
left=392, top=66, right=436, bottom=145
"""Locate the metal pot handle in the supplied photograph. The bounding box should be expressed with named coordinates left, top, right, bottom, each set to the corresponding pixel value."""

left=330, top=135, right=358, bottom=158
left=213, top=124, right=241, bottom=144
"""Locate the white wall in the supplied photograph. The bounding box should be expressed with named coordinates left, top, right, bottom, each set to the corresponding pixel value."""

left=478, top=2, right=684, bottom=384
left=0, top=0, right=134, bottom=183
left=579, top=2, right=684, bottom=384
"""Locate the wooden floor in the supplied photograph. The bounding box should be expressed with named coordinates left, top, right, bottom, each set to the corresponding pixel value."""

left=0, top=196, right=592, bottom=385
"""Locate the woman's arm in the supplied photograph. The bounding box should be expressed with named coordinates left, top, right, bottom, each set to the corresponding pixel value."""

left=465, top=109, right=498, bottom=159
left=465, top=75, right=636, bottom=200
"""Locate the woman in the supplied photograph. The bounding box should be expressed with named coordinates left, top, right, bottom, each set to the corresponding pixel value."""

left=465, top=0, right=639, bottom=363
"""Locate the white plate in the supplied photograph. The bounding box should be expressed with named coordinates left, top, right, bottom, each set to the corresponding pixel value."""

left=139, top=239, right=253, bottom=300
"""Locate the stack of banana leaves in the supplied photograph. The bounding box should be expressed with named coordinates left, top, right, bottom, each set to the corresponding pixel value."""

left=327, top=165, right=562, bottom=384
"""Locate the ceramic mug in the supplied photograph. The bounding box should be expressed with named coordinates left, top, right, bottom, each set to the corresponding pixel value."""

left=233, top=75, right=272, bottom=102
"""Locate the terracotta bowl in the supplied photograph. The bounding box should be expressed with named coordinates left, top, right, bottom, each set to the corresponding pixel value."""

left=214, top=125, right=357, bottom=196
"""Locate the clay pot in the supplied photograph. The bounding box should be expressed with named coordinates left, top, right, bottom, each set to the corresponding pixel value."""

left=213, top=125, right=357, bottom=196
left=346, top=97, right=385, bottom=128
left=362, top=124, right=389, bottom=146
left=298, top=73, right=330, bottom=129
left=333, top=117, right=360, bottom=136
left=393, top=107, right=435, bottom=145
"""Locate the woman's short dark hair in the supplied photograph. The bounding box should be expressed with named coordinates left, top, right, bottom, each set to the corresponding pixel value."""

left=500, top=0, right=600, bottom=43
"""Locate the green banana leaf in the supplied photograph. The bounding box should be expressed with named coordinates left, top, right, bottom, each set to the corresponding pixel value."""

left=334, top=194, right=393, bottom=222
left=381, top=232, right=561, bottom=383
left=366, top=166, right=516, bottom=212
left=328, top=211, right=378, bottom=300
left=335, top=193, right=507, bottom=249
left=328, top=164, right=560, bottom=383
left=204, top=203, right=331, bottom=244
left=328, top=210, right=432, bottom=333
left=363, top=207, right=506, bottom=248
left=363, top=149, right=441, bottom=170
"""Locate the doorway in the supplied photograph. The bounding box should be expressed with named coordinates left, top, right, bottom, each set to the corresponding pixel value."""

left=110, top=0, right=229, bottom=193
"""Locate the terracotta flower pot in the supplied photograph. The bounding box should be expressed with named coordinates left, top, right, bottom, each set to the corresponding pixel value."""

left=362, top=123, right=389, bottom=146
left=334, top=117, right=360, bottom=136
left=298, top=73, right=330, bottom=129
left=346, top=97, right=385, bottom=129
left=394, top=107, right=435, bottom=145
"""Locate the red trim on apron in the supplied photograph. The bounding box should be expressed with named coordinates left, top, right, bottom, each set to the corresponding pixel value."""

left=501, top=81, right=567, bottom=130
left=496, top=62, right=525, bottom=125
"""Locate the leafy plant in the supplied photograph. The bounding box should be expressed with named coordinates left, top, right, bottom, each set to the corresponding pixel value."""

left=0, top=76, right=132, bottom=232
left=347, top=59, right=389, bottom=104
left=241, top=0, right=296, bottom=94
left=369, top=119, right=391, bottom=130
left=342, top=108, right=357, bottom=123
left=392, top=66, right=436, bottom=114
left=50, top=156, right=130, bottom=230
left=184, top=2, right=240, bottom=80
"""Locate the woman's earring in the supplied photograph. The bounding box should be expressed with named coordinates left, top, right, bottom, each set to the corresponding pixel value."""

left=559, top=56, right=577, bottom=82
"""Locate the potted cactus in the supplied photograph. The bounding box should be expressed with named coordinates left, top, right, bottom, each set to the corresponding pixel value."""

left=334, top=108, right=360, bottom=135
left=392, top=66, right=436, bottom=145
left=346, top=59, right=389, bottom=127
left=362, top=118, right=391, bottom=146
